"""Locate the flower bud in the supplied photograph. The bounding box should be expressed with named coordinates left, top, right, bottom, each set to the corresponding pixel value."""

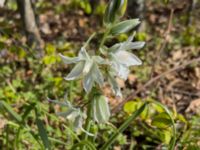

left=92, top=95, right=110, bottom=123
left=104, top=0, right=127, bottom=24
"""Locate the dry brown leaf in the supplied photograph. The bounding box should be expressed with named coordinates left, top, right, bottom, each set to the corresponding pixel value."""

left=172, top=50, right=182, bottom=61
left=128, top=74, right=137, bottom=85
left=116, top=78, right=125, bottom=88
left=186, top=99, right=200, bottom=114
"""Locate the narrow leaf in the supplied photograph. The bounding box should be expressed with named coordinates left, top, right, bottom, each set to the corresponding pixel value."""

left=110, top=19, right=140, bottom=35
left=0, top=101, right=22, bottom=123
left=35, top=115, right=51, bottom=150
left=100, top=102, right=148, bottom=150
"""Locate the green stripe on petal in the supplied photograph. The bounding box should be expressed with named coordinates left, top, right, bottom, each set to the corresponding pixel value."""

left=65, top=62, right=85, bottom=80
left=108, top=73, right=122, bottom=97
left=92, top=63, right=104, bottom=87
left=83, top=67, right=94, bottom=93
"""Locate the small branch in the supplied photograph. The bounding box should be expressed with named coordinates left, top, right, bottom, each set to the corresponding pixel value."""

left=112, top=57, right=200, bottom=113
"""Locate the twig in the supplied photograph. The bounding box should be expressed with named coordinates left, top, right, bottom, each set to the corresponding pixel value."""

left=112, top=57, right=200, bottom=113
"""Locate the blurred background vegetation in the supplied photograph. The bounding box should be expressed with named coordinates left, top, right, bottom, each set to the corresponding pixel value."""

left=0, top=0, right=200, bottom=149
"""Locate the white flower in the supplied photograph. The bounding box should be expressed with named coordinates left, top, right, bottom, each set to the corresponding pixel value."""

left=108, top=35, right=145, bottom=80
left=108, top=71, right=122, bottom=97
left=102, top=35, right=145, bottom=97
left=48, top=97, right=93, bottom=136
left=59, top=47, right=106, bottom=93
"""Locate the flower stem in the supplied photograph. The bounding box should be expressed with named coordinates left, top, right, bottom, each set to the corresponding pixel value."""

left=84, top=32, right=96, bottom=48
left=99, top=24, right=113, bottom=51
left=83, top=100, right=92, bottom=140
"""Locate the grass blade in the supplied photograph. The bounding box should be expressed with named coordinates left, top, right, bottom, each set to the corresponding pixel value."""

left=100, top=102, right=149, bottom=150
left=0, top=101, right=22, bottom=123
left=72, top=140, right=96, bottom=150
left=35, top=110, right=51, bottom=150
left=22, top=102, right=36, bottom=120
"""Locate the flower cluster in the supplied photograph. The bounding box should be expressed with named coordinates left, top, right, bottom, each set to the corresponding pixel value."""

left=51, top=0, right=145, bottom=135
left=48, top=97, right=93, bottom=136
left=60, top=34, right=144, bottom=97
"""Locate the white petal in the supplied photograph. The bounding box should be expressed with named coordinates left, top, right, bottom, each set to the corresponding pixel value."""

left=92, top=56, right=108, bottom=65
left=74, top=116, right=83, bottom=131
left=126, top=41, right=145, bottom=50
left=59, top=53, right=80, bottom=64
left=48, top=98, right=71, bottom=107
left=96, top=96, right=110, bottom=123
left=82, top=60, right=93, bottom=75
left=118, top=65, right=130, bottom=80
left=92, top=63, right=104, bottom=86
left=108, top=73, right=122, bottom=97
left=78, top=47, right=90, bottom=60
left=115, top=50, right=142, bottom=66
left=83, top=69, right=94, bottom=93
left=65, top=62, right=84, bottom=80
left=92, top=97, right=98, bottom=122
left=108, top=43, right=121, bottom=52
left=57, top=109, right=79, bottom=120
left=109, top=41, right=145, bottom=52
left=127, top=33, right=135, bottom=42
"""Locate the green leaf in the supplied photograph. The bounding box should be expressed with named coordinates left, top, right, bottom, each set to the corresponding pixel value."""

left=151, top=101, right=176, bottom=150
left=152, top=112, right=172, bottom=129
left=71, top=140, right=96, bottom=150
left=123, top=101, right=138, bottom=114
left=159, top=130, right=172, bottom=144
left=35, top=112, right=51, bottom=150
left=110, top=19, right=140, bottom=35
left=45, top=44, right=56, bottom=55
left=177, top=114, right=187, bottom=123
left=22, top=103, right=36, bottom=121
left=0, top=101, right=22, bottom=123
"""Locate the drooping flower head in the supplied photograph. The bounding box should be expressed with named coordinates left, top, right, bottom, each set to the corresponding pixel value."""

left=59, top=47, right=106, bottom=93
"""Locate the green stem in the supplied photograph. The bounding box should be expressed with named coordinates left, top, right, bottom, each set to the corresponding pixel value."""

left=81, top=91, right=95, bottom=150
left=98, top=24, right=113, bottom=52
left=84, top=101, right=92, bottom=141
left=84, top=32, right=96, bottom=48
left=99, top=30, right=109, bottom=49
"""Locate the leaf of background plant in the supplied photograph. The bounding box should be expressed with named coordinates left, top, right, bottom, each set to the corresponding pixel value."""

left=71, top=140, right=96, bottom=150
left=22, top=103, right=36, bottom=120
left=35, top=114, right=51, bottom=150
left=159, top=130, right=172, bottom=144
left=0, top=101, right=22, bottom=123
left=123, top=101, right=138, bottom=114
left=152, top=112, right=172, bottom=129
left=110, top=19, right=140, bottom=35
left=150, top=101, right=176, bottom=150
left=45, top=43, right=56, bottom=55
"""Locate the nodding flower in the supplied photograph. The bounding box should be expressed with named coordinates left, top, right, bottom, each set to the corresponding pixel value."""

left=59, top=47, right=106, bottom=93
